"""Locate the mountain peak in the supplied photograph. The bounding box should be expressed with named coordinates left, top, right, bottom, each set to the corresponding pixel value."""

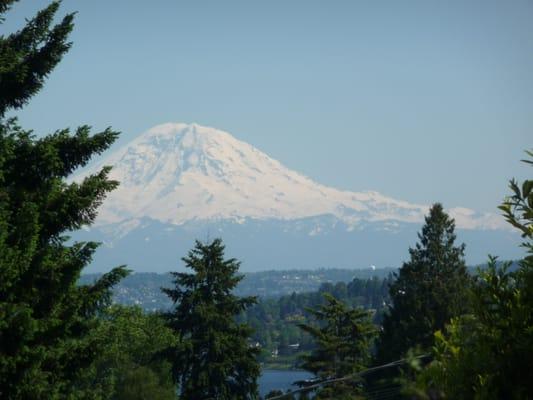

left=132, top=122, right=234, bottom=153
left=142, top=122, right=225, bottom=139
left=77, top=122, right=505, bottom=231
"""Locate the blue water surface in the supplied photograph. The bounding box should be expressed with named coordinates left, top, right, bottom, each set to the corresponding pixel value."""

left=258, top=369, right=314, bottom=398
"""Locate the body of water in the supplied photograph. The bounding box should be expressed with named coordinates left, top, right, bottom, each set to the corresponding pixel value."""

left=258, top=369, right=314, bottom=398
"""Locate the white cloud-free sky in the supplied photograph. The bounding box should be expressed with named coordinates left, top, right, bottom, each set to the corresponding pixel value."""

left=3, top=0, right=532, bottom=213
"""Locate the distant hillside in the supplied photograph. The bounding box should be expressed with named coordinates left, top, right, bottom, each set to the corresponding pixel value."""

left=79, top=267, right=396, bottom=311
left=80, top=259, right=521, bottom=312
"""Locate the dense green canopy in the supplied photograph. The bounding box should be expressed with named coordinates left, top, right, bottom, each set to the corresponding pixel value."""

left=409, top=151, right=533, bottom=399
left=0, top=1, right=128, bottom=398
left=298, top=293, right=376, bottom=399
left=376, top=203, right=472, bottom=362
left=163, top=239, right=260, bottom=400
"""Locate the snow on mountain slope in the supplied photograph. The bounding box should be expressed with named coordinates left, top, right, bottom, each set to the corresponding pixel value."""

left=76, top=122, right=505, bottom=231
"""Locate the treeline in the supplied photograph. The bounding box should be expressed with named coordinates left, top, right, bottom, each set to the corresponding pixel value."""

left=78, top=267, right=396, bottom=312
left=239, top=275, right=392, bottom=363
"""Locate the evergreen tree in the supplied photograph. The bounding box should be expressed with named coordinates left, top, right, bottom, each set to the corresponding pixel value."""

left=163, top=239, right=260, bottom=400
left=376, top=203, right=471, bottom=362
left=0, top=1, right=128, bottom=398
left=298, top=293, right=376, bottom=399
left=0, top=1, right=74, bottom=116
left=408, top=151, right=533, bottom=399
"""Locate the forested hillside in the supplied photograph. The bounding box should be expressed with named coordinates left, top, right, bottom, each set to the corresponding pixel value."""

left=79, top=268, right=395, bottom=311
left=239, top=276, right=393, bottom=369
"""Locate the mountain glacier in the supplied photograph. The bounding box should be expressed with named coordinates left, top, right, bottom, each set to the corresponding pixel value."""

left=79, top=122, right=504, bottom=230
left=75, top=123, right=519, bottom=272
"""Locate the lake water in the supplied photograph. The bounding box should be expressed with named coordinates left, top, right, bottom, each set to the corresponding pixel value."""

left=258, top=369, right=314, bottom=398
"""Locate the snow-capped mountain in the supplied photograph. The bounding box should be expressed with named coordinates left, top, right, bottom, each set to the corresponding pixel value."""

left=75, top=123, right=519, bottom=272
left=79, top=122, right=503, bottom=231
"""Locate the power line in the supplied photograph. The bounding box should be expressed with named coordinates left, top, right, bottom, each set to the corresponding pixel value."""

left=265, top=354, right=430, bottom=400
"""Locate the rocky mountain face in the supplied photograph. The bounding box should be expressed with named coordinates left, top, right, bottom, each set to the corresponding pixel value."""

left=74, top=123, right=519, bottom=272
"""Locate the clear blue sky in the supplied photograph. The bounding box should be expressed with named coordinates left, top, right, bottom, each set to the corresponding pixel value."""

left=3, top=0, right=532, bottom=213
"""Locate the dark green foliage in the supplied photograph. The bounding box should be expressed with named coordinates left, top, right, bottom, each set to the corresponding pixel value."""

left=0, top=123, right=128, bottom=399
left=163, top=238, right=260, bottom=400
left=0, top=116, right=128, bottom=399
left=78, top=305, right=177, bottom=400
left=0, top=2, right=128, bottom=398
left=376, top=204, right=471, bottom=362
left=0, top=1, right=74, bottom=116
left=409, top=151, right=533, bottom=399
left=115, top=366, right=175, bottom=400
left=239, top=276, right=391, bottom=367
left=298, top=294, right=376, bottom=399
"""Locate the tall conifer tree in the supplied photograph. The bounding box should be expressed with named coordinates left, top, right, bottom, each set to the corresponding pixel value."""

left=376, top=203, right=471, bottom=362
left=163, top=239, right=260, bottom=400
left=0, top=1, right=74, bottom=116
left=298, top=294, right=376, bottom=399
left=0, top=1, right=128, bottom=398
left=408, top=151, right=533, bottom=399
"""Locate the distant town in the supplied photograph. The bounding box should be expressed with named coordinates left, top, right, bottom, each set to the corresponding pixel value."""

left=80, top=267, right=396, bottom=311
